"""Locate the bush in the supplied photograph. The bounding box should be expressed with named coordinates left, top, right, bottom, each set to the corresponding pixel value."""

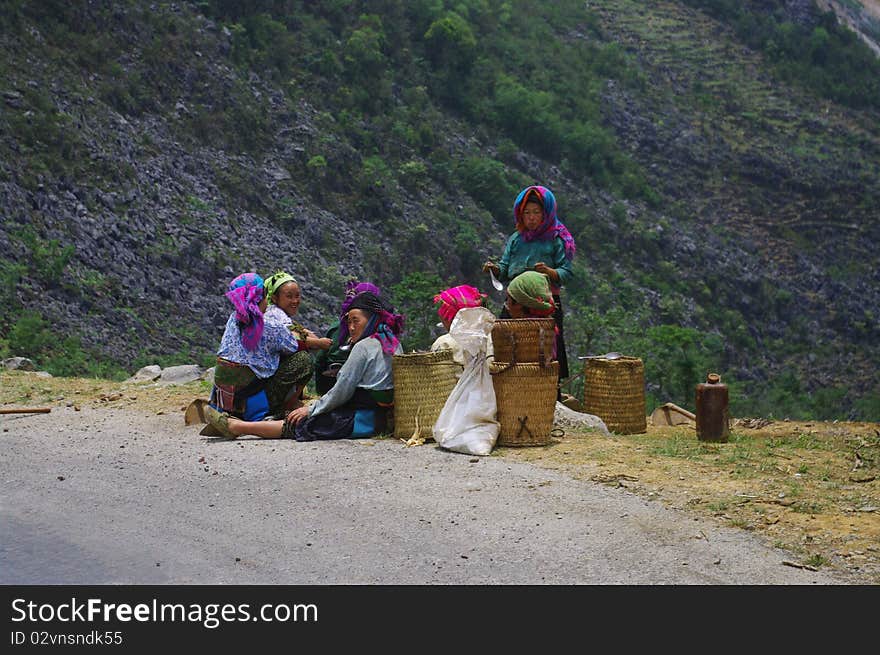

left=390, top=271, right=446, bottom=352
left=455, top=156, right=519, bottom=222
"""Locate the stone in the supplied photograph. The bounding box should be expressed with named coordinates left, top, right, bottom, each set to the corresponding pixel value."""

left=127, top=365, right=162, bottom=382
left=157, top=364, right=203, bottom=385
left=2, top=357, right=36, bottom=371
left=553, top=402, right=610, bottom=435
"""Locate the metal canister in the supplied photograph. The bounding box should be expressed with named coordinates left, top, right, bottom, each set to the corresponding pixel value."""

left=695, top=373, right=729, bottom=442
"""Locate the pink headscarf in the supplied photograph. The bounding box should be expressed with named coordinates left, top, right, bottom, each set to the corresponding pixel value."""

left=225, top=272, right=265, bottom=351
left=433, top=285, right=486, bottom=325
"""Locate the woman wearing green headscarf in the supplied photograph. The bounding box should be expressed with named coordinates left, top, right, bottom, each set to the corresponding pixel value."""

left=504, top=270, right=557, bottom=320
left=262, top=271, right=331, bottom=411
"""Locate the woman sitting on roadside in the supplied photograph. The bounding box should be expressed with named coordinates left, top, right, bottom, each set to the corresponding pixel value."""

left=313, top=279, right=382, bottom=394
left=204, top=273, right=311, bottom=437
left=263, top=270, right=332, bottom=395
left=430, top=284, right=493, bottom=366
left=225, top=291, right=405, bottom=441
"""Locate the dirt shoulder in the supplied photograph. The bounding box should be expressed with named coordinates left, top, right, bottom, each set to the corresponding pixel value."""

left=2, top=370, right=877, bottom=583
left=500, top=420, right=880, bottom=584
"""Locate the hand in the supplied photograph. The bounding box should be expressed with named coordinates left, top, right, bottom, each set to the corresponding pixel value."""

left=311, top=337, right=332, bottom=350
left=533, top=262, right=558, bottom=282
left=287, top=405, right=310, bottom=425
left=305, top=329, right=319, bottom=339
left=482, top=260, right=500, bottom=275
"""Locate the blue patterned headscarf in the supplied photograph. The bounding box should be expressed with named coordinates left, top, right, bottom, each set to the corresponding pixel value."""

left=225, top=273, right=265, bottom=351
left=513, top=185, right=576, bottom=260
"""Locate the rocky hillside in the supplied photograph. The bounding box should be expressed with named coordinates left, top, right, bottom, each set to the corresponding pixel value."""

left=1, top=0, right=878, bottom=419
left=818, top=0, right=880, bottom=54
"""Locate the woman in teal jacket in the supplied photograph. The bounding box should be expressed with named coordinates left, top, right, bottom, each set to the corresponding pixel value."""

left=483, top=185, right=576, bottom=396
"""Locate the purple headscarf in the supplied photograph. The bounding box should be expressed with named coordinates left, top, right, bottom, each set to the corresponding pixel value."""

left=513, top=185, right=576, bottom=260
left=337, top=279, right=382, bottom=346
left=346, top=291, right=405, bottom=355
left=225, top=272, right=265, bottom=352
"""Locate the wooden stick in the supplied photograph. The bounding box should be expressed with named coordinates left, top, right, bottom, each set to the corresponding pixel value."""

left=0, top=407, right=52, bottom=414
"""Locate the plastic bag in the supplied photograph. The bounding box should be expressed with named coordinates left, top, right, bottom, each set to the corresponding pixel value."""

left=432, top=307, right=500, bottom=456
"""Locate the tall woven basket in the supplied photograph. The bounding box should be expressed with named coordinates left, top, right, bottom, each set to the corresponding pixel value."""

left=491, top=318, right=556, bottom=365
left=581, top=355, right=647, bottom=434
left=490, top=361, right=559, bottom=446
left=392, top=350, right=461, bottom=441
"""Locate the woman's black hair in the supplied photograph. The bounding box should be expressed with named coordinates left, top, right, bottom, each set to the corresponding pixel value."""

left=346, top=291, right=394, bottom=316
left=523, top=188, right=544, bottom=207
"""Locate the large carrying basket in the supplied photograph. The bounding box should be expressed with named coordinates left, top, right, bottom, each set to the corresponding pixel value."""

left=581, top=355, right=647, bottom=434
left=490, top=361, right=559, bottom=446
left=392, top=349, right=461, bottom=440
left=491, top=318, right=556, bottom=366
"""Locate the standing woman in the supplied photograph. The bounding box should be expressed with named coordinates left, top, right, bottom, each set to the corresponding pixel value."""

left=225, top=291, right=405, bottom=441
left=482, top=185, right=575, bottom=397
left=204, top=272, right=311, bottom=437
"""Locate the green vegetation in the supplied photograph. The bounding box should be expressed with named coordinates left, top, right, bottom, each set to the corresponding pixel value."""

left=0, top=1, right=877, bottom=420
left=682, top=0, right=880, bottom=108
left=0, top=310, right=127, bottom=379
left=390, top=271, right=447, bottom=352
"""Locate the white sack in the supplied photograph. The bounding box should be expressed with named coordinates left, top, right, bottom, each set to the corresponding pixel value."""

left=432, top=307, right=500, bottom=456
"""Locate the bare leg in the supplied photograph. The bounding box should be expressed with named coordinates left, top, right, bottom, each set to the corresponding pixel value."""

left=226, top=417, right=286, bottom=439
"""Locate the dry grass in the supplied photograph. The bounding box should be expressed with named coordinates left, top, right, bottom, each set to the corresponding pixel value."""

left=3, top=370, right=878, bottom=583
left=497, top=418, right=880, bottom=583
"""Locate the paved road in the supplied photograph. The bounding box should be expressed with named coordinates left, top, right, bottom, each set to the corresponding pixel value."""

left=0, top=406, right=853, bottom=584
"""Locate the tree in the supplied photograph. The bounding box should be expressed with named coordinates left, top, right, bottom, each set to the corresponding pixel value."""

left=390, top=271, right=446, bottom=352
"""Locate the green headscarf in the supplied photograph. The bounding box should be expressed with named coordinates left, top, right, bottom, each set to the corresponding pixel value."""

left=507, top=271, right=555, bottom=316
left=264, top=271, right=298, bottom=303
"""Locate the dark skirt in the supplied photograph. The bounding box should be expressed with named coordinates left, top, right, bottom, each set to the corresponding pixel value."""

left=288, top=387, right=393, bottom=441
left=210, top=349, right=313, bottom=421
left=551, top=294, right=569, bottom=381
left=265, top=349, right=314, bottom=415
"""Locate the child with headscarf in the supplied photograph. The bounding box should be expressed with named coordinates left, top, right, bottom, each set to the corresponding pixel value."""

left=483, top=185, right=574, bottom=394
left=261, top=270, right=332, bottom=405
left=263, top=270, right=332, bottom=347
left=504, top=270, right=557, bottom=320
left=501, top=270, right=561, bottom=390
left=430, top=284, right=493, bottom=366
left=223, top=290, right=406, bottom=441
left=313, top=279, right=382, bottom=394
left=204, top=272, right=312, bottom=438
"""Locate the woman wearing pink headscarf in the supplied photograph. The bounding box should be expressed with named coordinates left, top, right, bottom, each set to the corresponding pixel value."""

left=430, top=284, right=493, bottom=365
left=203, top=272, right=311, bottom=438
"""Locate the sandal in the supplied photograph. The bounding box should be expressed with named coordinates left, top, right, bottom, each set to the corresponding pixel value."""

left=201, top=405, right=237, bottom=439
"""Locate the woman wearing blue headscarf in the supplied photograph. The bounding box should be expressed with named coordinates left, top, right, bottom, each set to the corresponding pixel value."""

left=203, top=272, right=312, bottom=437
left=483, top=185, right=576, bottom=397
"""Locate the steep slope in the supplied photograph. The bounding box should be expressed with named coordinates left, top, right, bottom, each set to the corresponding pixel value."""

left=0, top=1, right=878, bottom=419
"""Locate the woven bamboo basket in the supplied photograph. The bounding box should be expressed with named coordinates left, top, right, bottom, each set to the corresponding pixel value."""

left=581, top=355, right=647, bottom=434
left=392, top=350, right=461, bottom=441
left=491, top=318, right=556, bottom=366
left=490, top=361, right=559, bottom=446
